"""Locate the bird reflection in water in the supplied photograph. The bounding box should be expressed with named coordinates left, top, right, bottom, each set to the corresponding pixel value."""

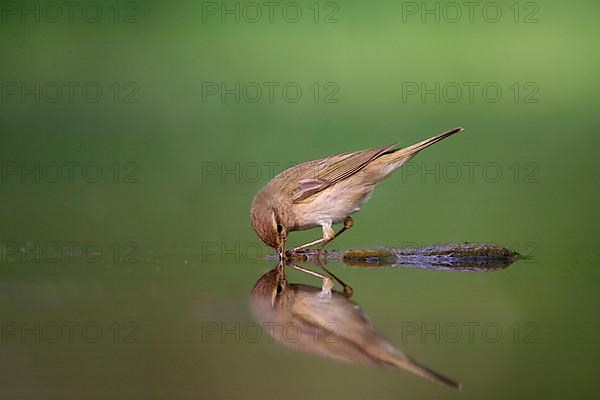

left=250, top=260, right=462, bottom=390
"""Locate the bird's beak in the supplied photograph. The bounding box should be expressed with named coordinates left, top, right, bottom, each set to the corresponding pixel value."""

left=276, top=237, right=286, bottom=261
left=276, top=228, right=287, bottom=261
left=276, top=243, right=284, bottom=260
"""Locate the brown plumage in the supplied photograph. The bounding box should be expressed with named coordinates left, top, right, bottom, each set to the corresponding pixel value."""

left=251, top=264, right=462, bottom=390
left=250, top=127, right=463, bottom=255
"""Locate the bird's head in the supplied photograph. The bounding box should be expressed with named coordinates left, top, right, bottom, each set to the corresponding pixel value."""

left=251, top=264, right=286, bottom=308
left=250, top=196, right=286, bottom=252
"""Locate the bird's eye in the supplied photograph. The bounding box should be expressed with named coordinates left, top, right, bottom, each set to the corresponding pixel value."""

left=276, top=284, right=283, bottom=294
left=276, top=224, right=283, bottom=234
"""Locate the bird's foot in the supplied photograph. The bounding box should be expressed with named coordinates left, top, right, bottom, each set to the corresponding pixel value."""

left=286, top=247, right=322, bottom=257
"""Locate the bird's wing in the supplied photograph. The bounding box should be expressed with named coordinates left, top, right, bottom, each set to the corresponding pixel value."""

left=292, top=143, right=396, bottom=203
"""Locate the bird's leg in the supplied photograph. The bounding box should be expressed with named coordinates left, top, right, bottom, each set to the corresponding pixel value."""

left=317, top=216, right=353, bottom=252
left=313, top=259, right=353, bottom=298
left=290, top=262, right=353, bottom=298
left=291, top=264, right=332, bottom=285
left=289, top=264, right=338, bottom=297
left=287, top=217, right=354, bottom=256
left=287, top=223, right=335, bottom=255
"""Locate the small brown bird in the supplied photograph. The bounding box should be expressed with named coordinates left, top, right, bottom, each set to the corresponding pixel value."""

left=250, top=127, right=463, bottom=256
left=251, top=263, right=462, bottom=390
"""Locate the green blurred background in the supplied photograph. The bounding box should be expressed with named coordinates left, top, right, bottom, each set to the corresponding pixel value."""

left=1, top=0, right=599, bottom=398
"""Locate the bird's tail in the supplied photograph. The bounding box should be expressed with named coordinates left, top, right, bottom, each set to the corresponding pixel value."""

left=387, top=353, right=462, bottom=391
left=391, top=127, right=463, bottom=160
left=373, top=127, right=463, bottom=175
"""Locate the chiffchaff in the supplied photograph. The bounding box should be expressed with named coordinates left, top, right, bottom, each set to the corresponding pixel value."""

left=250, top=127, right=463, bottom=256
